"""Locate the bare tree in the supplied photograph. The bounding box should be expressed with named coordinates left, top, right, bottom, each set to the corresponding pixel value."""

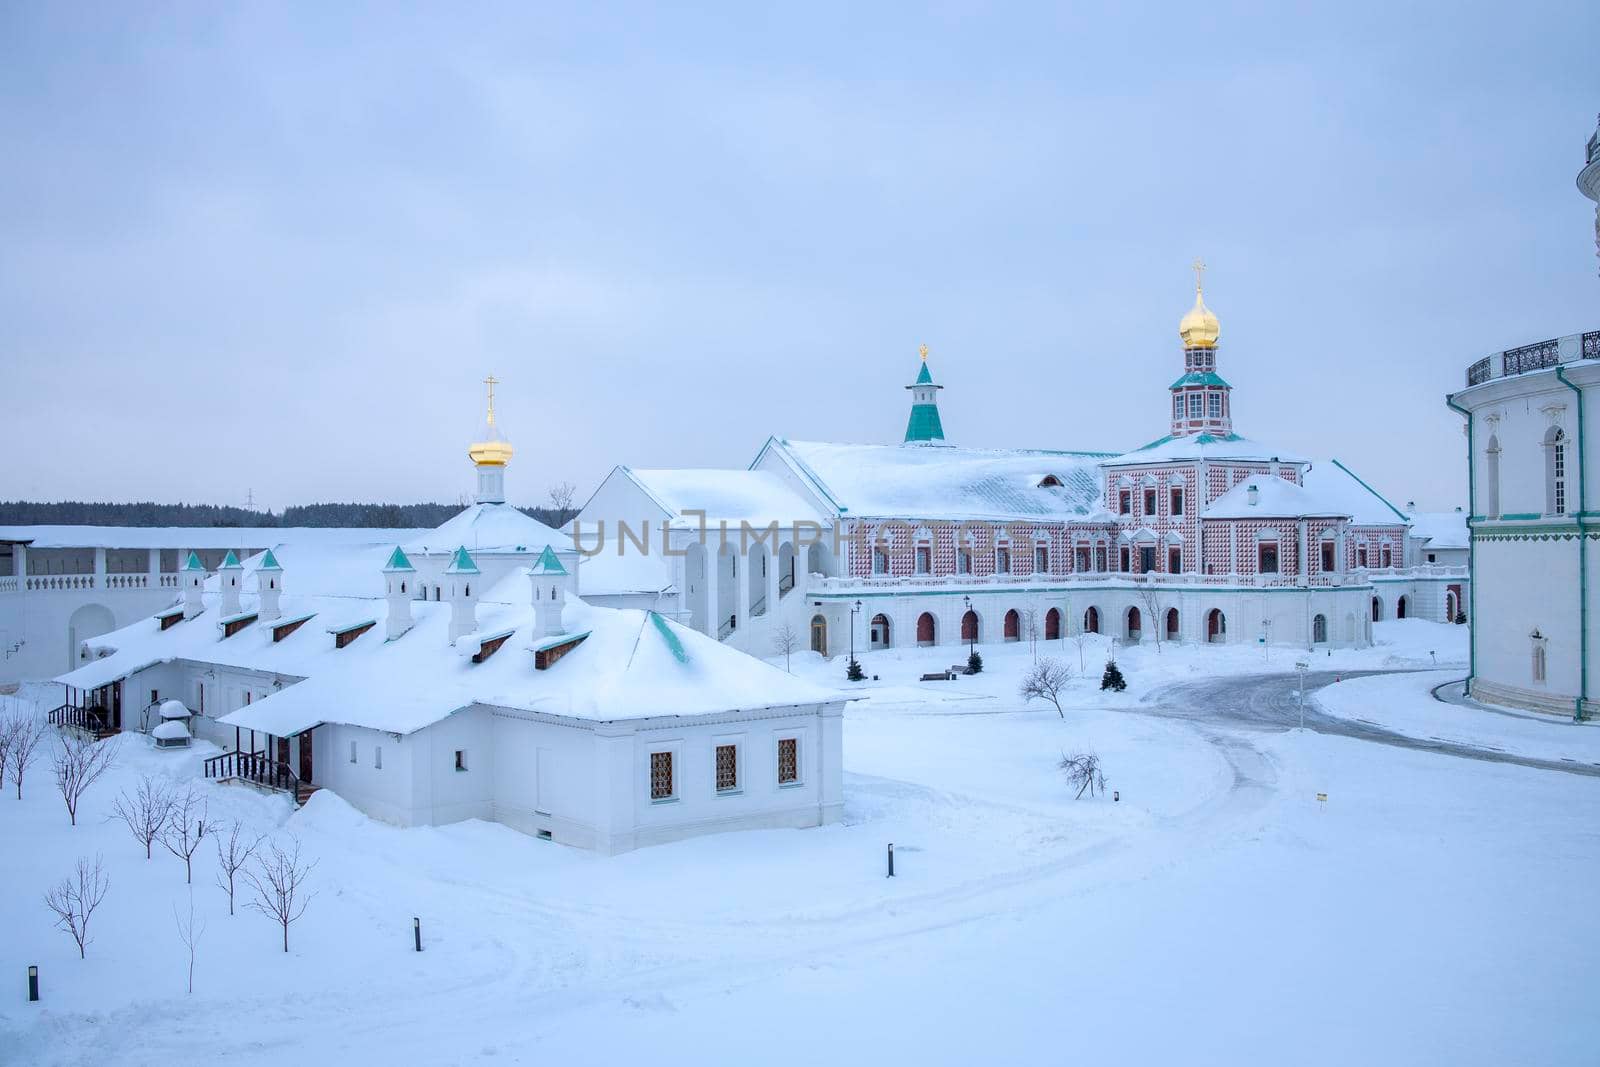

left=43, top=854, right=109, bottom=959
left=1072, top=630, right=1093, bottom=674
left=1022, top=607, right=1040, bottom=663
left=245, top=838, right=317, bottom=953
left=173, top=889, right=206, bottom=995
left=0, top=714, right=14, bottom=790
left=1059, top=751, right=1107, bottom=799
left=110, top=775, right=173, bottom=859
left=1019, top=658, right=1073, bottom=719
left=1137, top=584, right=1168, bottom=654
left=6, top=711, right=46, bottom=799
left=214, top=819, right=264, bottom=915
left=161, top=785, right=210, bottom=884
left=771, top=624, right=800, bottom=673
left=547, top=481, right=578, bottom=513
left=52, top=732, right=120, bottom=825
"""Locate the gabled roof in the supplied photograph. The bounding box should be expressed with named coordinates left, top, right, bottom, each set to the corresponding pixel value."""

left=406, top=502, right=571, bottom=556
left=1300, top=459, right=1410, bottom=525
left=1203, top=475, right=1348, bottom=520
left=383, top=546, right=415, bottom=572
left=622, top=467, right=830, bottom=528
left=1407, top=510, right=1468, bottom=549
left=444, top=546, right=480, bottom=575
left=256, top=548, right=282, bottom=571
left=1104, top=432, right=1306, bottom=468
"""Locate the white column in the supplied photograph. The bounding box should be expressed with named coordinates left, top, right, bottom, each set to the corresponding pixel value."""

left=593, top=725, right=636, bottom=855
left=765, top=546, right=779, bottom=617
left=147, top=548, right=160, bottom=587
left=736, top=552, right=751, bottom=634
left=702, top=551, right=719, bottom=637
left=93, top=547, right=106, bottom=589
left=818, top=704, right=845, bottom=825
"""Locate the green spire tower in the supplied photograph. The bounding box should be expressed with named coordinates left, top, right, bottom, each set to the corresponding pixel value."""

left=903, top=344, right=947, bottom=445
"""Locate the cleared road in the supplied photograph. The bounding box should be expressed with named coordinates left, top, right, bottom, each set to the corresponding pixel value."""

left=1145, top=669, right=1600, bottom=778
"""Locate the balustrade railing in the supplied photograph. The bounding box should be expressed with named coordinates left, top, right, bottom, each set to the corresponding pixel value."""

left=11, top=572, right=179, bottom=592
left=203, top=749, right=299, bottom=796
left=1465, top=357, right=1491, bottom=387
left=1502, top=338, right=1561, bottom=377
left=1585, top=331, right=1600, bottom=361
left=0, top=576, right=16, bottom=593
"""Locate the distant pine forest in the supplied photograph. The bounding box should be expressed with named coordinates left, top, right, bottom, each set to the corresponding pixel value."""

left=0, top=500, right=579, bottom=530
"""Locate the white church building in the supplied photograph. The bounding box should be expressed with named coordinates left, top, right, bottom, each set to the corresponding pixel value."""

left=577, top=272, right=1469, bottom=661
left=50, top=388, right=845, bottom=853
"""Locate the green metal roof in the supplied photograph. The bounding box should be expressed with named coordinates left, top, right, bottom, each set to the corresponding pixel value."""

left=904, top=402, right=946, bottom=443
left=257, top=548, right=282, bottom=571
left=650, top=612, right=689, bottom=664
left=383, top=546, right=415, bottom=572
left=914, top=361, right=934, bottom=385
left=529, top=545, right=567, bottom=575
left=444, top=545, right=480, bottom=575
left=1169, top=371, right=1232, bottom=389
left=219, top=550, right=241, bottom=569
left=182, top=550, right=206, bottom=572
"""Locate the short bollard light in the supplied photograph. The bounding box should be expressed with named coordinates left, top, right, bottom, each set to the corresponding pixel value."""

left=887, top=843, right=895, bottom=878
left=28, top=965, right=39, bottom=1002
left=413, top=917, right=422, bottom=952
left=1113, top=790, right=1120, bottom=803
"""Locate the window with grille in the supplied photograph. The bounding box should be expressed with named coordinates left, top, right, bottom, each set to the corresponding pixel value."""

left=915, top=546, right=931, bottom=574
left=1144, top=489, right=1157, bottom=515
left=1035, top=546, right=1048, bottom=572
left=1170, top=488, right=1183, bottom=515
left=777, top=738, right=799, bottom=785
left=1119, top=490, right=1131, bottom=514
left=957, top=548, right=972, bottom=574
left=996, top=546, right=1010, bottom=573
left=1208, top=393, right=1221, bottom=418
left=1188, top=393, right=1202, bottom=418
left=1258, top=543, right=1279, bottom=574
left=715, top=744, right=738, bottom=793
left=650, top=751, right=675, bottom=800
left=1173, top=394, right=1183, bottom=418
left=1321, top=542, right=1336, bottom=572
left=1554, top=441, right=1567, bottom=515
left=872, top=547, right=889, bottom=574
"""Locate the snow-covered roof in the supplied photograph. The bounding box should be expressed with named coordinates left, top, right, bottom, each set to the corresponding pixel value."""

left=577, top=546, right=675, bottom=598
left=1299, top=459, right=1410, bottom=526
left=152, top=721, right=189, bottom=741
left=0, top=526, right=425, bottom=549
left=623, top=468, right=829, bottom=527
left=405, top=503, right=571, bottom=557
left=1104, top=433, right=1308, bottom=468
left=57, top=584, right=839, bottom=737
left=1202, top=476, right=1348, bottom=519
left=759, top=439, right=1113, bottom=522
left=1407, top=510, right=1468, bottom=549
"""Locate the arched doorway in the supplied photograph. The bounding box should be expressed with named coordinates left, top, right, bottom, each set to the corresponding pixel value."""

left=1445, top=591, right=1457, bottom=621
left=67, top=603, right=116, bottom=670
left=1397, top=595, right=1408, bottom=620
left=1083, top=606, right=1100, bottom=634
left=777, top=541, right=796, bottom=598
left=961, top=610, right=979, bottom=643
left=870, top=613, right=891, bottom=650
left=809, top=614, right=828, bottom=657
left=916, top=612, right=936, bottom=646
left=1045, top=608, right=1061, bottom=640
left=1371, top=596, right=1383, bottom=622
left=1206, top=609, right=1226, bottom=643
left=1165, top=608, right=1179, bottom=642
left=1004, top=609, right=1020, bottom=642
left=1125, top=606, right=1141, bottom=642
left=1312, top=613, right=1327, bottom=644
left=716, top=543, right=737, bottom=637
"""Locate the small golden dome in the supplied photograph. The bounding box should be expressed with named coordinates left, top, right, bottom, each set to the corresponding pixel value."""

left=1178, top=258, right=1220, bottom=348
left=468, top=373, right=514, bottom=466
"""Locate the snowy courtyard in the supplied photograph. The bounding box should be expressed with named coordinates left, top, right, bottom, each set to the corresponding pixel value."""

left=2, top=620, right=1597, bottom=1065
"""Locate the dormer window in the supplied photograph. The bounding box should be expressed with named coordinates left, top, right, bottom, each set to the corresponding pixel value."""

left=1039, top=474, right=1063, bottom=488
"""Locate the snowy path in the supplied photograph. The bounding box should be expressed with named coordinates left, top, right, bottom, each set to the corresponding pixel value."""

left=1148, top=669, right=1600, bottom=777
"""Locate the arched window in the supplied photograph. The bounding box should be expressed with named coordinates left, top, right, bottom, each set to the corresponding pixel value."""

left=1039, top=474, right=1063, bottom=488
left=1546, top=427, right=1568, bottom=515
left=1371, top=596, right=1383, bottom=622
left=1083, top=606, right=1100, bottom=634
left=872, top=546, right=889, bottom=574
left=869, top=614, right=891, bottom=650
left=1312, top=614, right=1327, bottom=644
left=1045, top=607, right=1061, bottom=640
left=916, top=612, right=936, bottom=646
left=961, top=610, right=979, bottom=642
left=1206, top=609, right=1226, bottom=643
left=810, top=615, right=828, bottom=656
left=1125, top=607, right=1141, bottom=640
left=1397, top=596, right=1408, bottom=619
left=1531, top=631, right=1547, bottom=683
left=1003, top=609, right=1020, bottom=641
left=1165, top=608, right=1179, bottom=640
left=465, top=584, right=471, bottom=598
left=1485, top=434, right=1501, bottom=518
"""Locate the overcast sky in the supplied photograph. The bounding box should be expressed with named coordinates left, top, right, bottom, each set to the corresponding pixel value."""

left=2, top=2, right=1596, bottom=514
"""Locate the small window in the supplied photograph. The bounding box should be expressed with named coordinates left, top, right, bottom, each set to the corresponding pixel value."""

left=374, top=745, right=383, bottom=770
left=996, top=546, right=1011, bottom=574
left=1035, top=545, right=1048, bottom=572
left=1427, top=552, right=1436, bottom=563
left=957, top=548, right=972, bottom=574
left=1119, top=490, right=1131, bottom=515
left=1170, top=487, right=1183, bottom=516
left=1381, top=546, right=1392, bottom=568
left=1259, top=542, right=1279, bottom=574
left=1188, top=393, right=1202, bottom=418
left=872, top=546, right=889, bottom=575
left=650, top=750, right=675, bottom=801
left=1144, top=489, right=1157, bottom=515
left=1356, top=545, right=1368, bottom=568
left=349, top=741, right=357, bottom=764
left=777, top=738, right=799, bottom=785
left=455, top=750, right=467, bottom=772
left=1173, top=394, right=1183, bottom=419
left=1168, top=546, right=1181, bottom=573
left=1119, top=546, right=1130, bottom=572
left=1207, top=392, right=1221, bottom=418
left=915, top=546, right=931, bottom=574
left=715, top=744, right=738, bottom=793
left=1533, top=641, right=1547, bottom=684
left=1321, top=542, right=1336, bottom=572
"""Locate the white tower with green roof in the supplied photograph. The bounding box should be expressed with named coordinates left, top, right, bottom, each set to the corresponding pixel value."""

left=218, top=550, right=243, bottom=617
left=257, top=548, right=283, bottom=621
left=528, top=544, right=571, bottom=639
left=383, top=546, right=416, bottom=640
left=181, top=551, right=206, bottom=619
left=445, top=545, right=480, bottom=642
left=903, top=344, right=947, bottom=445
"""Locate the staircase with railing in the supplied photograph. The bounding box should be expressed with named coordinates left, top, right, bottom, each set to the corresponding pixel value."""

left=202, top=749, right=317, bottom=805
left=47, top=703, right=115, bottom=740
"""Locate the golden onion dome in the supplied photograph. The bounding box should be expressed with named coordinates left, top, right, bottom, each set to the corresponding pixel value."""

left=468, top=373, right=514, bottom=466
left=1178, top=259, right=1220, bottom=348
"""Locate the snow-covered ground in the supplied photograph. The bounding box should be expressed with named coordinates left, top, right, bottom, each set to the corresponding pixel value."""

left=4, top=621, right=1598, bottom=1065
left=1316, top=669, right=1600, bottom=765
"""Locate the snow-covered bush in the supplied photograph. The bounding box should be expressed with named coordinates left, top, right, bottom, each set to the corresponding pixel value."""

left=966, top=650, right=984, bottom=675
left=846, top=658, right=864, bottom=682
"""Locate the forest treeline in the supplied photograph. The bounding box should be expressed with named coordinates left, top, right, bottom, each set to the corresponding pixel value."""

left=0, top=500, right=579, bottom=530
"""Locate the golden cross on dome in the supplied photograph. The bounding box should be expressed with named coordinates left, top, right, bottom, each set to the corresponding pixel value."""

left=1191, top=257, right=1207, bottom=294
left=919, top=343, right=929, bottom=361
left=483, top=374, right=501, bottom=426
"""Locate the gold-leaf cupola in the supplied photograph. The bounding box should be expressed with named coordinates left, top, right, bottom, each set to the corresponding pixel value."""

left=468, top=374, right=513, bottom=504
left=1178, top=257, right=1221, bottom=350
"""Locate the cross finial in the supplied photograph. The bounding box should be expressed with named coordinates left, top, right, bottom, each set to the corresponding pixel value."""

left=1191, top=257, right=1207, bottom=295
left=483, top=374, right=500, bottom=426
left=919, top=343, right=929, bottom=361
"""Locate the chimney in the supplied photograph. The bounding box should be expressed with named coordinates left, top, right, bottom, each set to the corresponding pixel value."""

left=445, top=546, right=480, bottom=643
left=528, top=545, right=571, bottom=640
left=1247, top=484, right=1259, bottom=507
left=181, top=550, right=206, bottom=619
left=382, top=546, right=416, bottom=641
left=218, top=550, right=243, bottom=616
left=1406, top=501, right=1416, bottom=511
left=256, top=548, right=283, bottom=622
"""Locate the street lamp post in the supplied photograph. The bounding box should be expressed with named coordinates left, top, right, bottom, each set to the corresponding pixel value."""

left=963, top=595, right=974, bottom=657
left=850, top=599, right=862, bottom=669
left=1294, top=660, right=1309, bottom=728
